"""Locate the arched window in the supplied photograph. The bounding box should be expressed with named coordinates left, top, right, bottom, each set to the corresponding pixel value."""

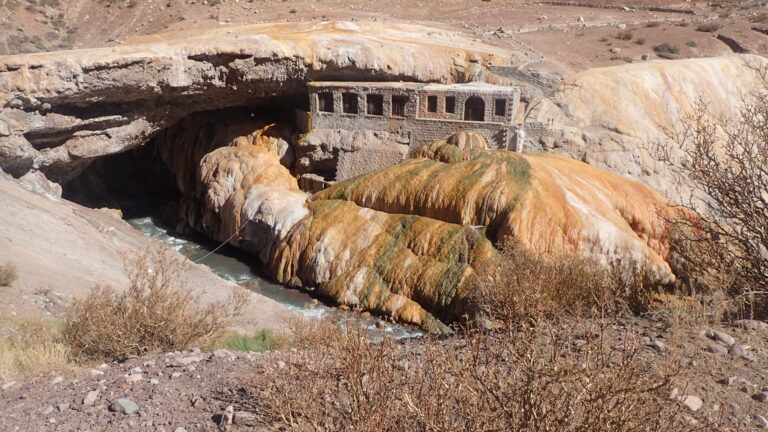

left=464, top=97, right=485, bottom=121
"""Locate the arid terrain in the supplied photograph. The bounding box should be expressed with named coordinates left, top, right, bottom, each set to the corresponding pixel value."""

left=3, top=0, right=767, bottom=74
left=1, top=0, right=768, bottom=431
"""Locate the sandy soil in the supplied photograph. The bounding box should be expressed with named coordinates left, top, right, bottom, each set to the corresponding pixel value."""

left=1, top=0, right=766, bottom=75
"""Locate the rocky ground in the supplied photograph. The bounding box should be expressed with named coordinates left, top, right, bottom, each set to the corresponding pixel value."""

left=2, top=0, right=766, bottom=75
left=3, top=317, right=768, bottom=431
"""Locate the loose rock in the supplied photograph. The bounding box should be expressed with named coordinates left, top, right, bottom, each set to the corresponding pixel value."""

left=83, top=390, right=100, bottom=406
left=110, top=398, right=139, bottom=415
left=234, top=411, right=259, bottom=427
left=707, top=343, right=728, bottom=355
left=679, top=395, right=703, bottom=412
left=708, top=330, right=736, bottom=346
left=219, top=405, right=234, bottom=430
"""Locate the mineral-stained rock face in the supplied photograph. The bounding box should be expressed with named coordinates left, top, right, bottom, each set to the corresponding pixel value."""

left=317, top=132, right=686, bottom=285
left=186, top=126, right=494, bottom=332
left=193, top=129, right=686, bottom=331
left=270, top=199, right=494, bottom=332
left=528, top=54, right=768, bottom=204
left=0, top=21, right=520, bottom=183
left=187, top=124, right=309, bottom=265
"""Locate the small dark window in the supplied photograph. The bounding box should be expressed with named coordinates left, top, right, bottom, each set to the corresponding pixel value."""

left=427, top=95, right=438, bottom=113
left=367, top=94, right=383, bottom=116
left=342, top=93, right=359, bottom=114
left=445, top=96, right=456, bottom=114
left=318, top=92, right=334, bottom=113
left=392, top=95, right=408, bottom=117
left=495, top=99, right=507, bottom=117
left=464, top=96, right=485, bottom=121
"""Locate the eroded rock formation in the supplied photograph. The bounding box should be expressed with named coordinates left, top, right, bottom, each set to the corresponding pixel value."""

left=527, top=54, right=768, bottom=203
left=179, top=126, right=493, bottom=332
left=318, top=132, right=685, bottom=285
left=185, top=129, right=686, bottom=331
left=1, top=21, right=759, bottom=333
left=0, top=21, right=521, bottom=183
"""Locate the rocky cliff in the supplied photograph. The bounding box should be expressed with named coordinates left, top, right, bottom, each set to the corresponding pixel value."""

left=529, top=54, right=768, bottom=204
left=0, top=21, right=520, bottom=183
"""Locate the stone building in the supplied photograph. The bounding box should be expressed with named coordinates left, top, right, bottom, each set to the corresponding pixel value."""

left=305, top=81, right=523, bottom=151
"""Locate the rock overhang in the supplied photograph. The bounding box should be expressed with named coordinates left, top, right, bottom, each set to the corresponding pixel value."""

left=0, top=21, right=524, bottom=181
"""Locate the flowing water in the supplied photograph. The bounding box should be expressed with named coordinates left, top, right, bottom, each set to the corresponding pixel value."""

left=127, top=216, right=424, bottom=339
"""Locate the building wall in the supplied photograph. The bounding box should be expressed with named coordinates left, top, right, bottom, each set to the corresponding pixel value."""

left=307, top=83, right=521, bottom=150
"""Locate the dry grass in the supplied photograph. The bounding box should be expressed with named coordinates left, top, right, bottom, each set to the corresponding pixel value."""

left=239, top=244, right=732, bottom=431
left=63, top=246, right=249, bottom=362
left=467, top=241, right=650, bottom=328
left=0, top=314, right=76, bottom=383
left=0, top=262, right=18, bottom=287
left=245, top=318, right=725, bottom=432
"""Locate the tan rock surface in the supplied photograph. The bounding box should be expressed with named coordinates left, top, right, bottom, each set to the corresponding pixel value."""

left=532, top=54, right=768, bottom=203
left=195, top=130, right=686, bottom=330
left=0, top=173, right=291, bottom=333
left=0, top=21, right=520, bottom=182
left=318, top=132, right=686, bottom=285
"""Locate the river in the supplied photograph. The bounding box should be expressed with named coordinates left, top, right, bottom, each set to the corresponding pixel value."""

left=127, top=216, right=424, bottom=340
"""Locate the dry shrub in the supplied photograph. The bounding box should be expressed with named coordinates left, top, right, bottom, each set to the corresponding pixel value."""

left=615, top=30, right=634, bottom=40
left=696, top=22, right=722, bottom=32
left=284, top=315, right=348, bottom=350
left=0, top=314, right=74, bottom=383
left=654, top=42, right=681, bottom=54
left=63, top=246, right=248, bottom=362
left=749, top=12, right=768, bottom=24
left=246, top=319, right=722, bottom=432
left=657, top=78, right=768, bottom=319
left=467, top=241, right=649, bottom=328
left=0, top=262, right=18, bottom=287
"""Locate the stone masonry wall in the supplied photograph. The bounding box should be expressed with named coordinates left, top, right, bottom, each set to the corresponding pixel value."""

left=307, top=83, right=520, bottom=150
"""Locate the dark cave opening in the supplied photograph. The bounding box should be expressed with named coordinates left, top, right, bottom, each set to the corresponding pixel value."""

left=61, top=95, right=307, bottom=225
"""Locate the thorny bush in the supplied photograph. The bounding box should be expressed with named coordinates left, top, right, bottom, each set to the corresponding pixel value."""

left=244, top=319, right=726, bottom=432
left=63, top=246, right=248, bottom=361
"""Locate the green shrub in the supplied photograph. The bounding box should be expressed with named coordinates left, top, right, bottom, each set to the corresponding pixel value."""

left=219, top=329, right=284, bottom=352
